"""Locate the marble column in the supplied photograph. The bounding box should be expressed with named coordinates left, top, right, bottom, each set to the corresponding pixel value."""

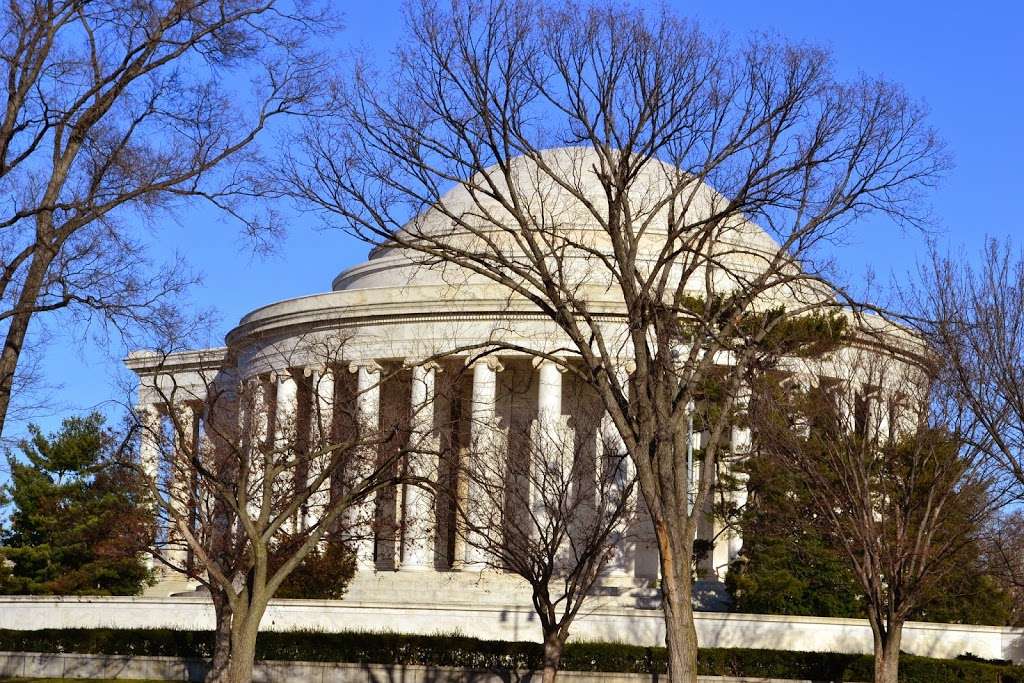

left=138, top=404, right=162, bottom=483
left=601, top=361, right=636, bottom=578
left=633, top=365, right=661, bottom=581
left=137, top=404, right=162, bottom=570
left=400, top=361, right=440, bottom=571
left=273, top=370, right=299, bottom=452
left=726, top=386, right=751, bottom=565
left=464, top=356, right=504, bottom=570
left=243, top=376, right=271, bottom=450
left=169, top=402, right=198, bottom=571
left=530, top=358, right=573, bottom=536
left=273, top=370, right=299, bottom=533
left=245, top=377, right=271, bottom=522
left=866, top=387, right=889, bottom=442
left=305, top=366, right=335, bottom=532
left=706, top=382, right=752, bottom=578
left=311, top=367, right=335, bottom=443
left=348, top=360, right=382, bottom=571
left=536, top=359, right=564, bottom=419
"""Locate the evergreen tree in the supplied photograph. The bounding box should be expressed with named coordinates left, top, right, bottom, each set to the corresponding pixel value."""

left=915, top=551, right=1014, bottom=626
left=0, top=414, right=154, bottom=595
left=726, top=448, right=864, bottom=618
left=728, top=420, right=1015, bottom=625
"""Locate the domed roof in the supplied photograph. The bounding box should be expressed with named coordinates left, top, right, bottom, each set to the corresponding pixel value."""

left=333, top=147, right=780, bottom=294
left=228, top=147, right=841, bottom=360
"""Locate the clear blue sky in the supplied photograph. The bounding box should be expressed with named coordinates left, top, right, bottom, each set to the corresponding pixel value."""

left=7, top=0, right=1023, bottom=450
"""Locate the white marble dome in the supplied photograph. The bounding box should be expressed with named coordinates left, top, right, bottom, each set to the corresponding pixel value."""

left=226, top=147, right=820, bottom=377
left=334, top=146, right=781, bottom=296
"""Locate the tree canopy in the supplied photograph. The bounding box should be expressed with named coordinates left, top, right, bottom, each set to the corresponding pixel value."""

left=0, top=413, right=153, bottom=595
left=727, top=445, right=1014, bottom=625
left=726, top=449, right=864, bottom=619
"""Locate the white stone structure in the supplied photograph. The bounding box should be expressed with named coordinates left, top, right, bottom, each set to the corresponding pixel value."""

left=126, top=147, right=905, bottom=612
left=3, top=596, right=1023, bottom=664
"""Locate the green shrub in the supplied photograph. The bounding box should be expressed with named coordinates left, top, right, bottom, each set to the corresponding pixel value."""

left=269, top=540, right=356, bottom=600
left=0, top=629, right=1021, bottom=682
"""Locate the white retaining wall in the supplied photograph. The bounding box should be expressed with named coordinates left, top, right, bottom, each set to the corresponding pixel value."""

left=0, top=596, right=1021, bottom=664
left=0, top=652, right=836, bottom=683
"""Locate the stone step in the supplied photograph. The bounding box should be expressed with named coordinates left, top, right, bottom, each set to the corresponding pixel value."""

left=143, top=579, right=200, bottom=598
left=342, top=570, right=662, bottom=609
left=144, top=567, right=709, bottom=611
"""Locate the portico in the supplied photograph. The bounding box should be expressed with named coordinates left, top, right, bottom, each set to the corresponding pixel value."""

left=130, top=348, right=693, bottom=585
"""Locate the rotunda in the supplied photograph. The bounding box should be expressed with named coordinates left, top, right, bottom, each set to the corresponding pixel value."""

left=126, top=147, right=870, bottom=604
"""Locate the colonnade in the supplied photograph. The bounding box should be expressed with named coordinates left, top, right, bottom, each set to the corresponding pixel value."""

left=137, top=355, right=750, bottom=582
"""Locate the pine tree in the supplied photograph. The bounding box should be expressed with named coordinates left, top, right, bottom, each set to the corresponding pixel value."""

left=728, top=433, right=1015, bottom=625
left=0, top=414, right=154, bottom=595
left=726, top=448, right=865, bottom=618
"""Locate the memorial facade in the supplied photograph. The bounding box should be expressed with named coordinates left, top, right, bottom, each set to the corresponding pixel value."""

left=126, top=147, right=893, bottom=607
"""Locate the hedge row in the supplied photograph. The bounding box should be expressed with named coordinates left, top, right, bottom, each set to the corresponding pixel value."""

left=0, top=629, right=1021, bottom=682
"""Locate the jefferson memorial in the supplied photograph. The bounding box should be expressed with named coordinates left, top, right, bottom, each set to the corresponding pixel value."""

left=0, top=148, right=1002, bottom=663
left=126, top=148, right=841, bottom=608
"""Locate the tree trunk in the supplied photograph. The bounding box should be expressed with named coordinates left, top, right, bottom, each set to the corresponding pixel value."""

left=541, top=629, right=567, bottom=683
left=207, top=588, right=233, bottom=681
left=872, top=620, right=903, bottom=683
left=223, top=619, right=259, bottom=683
left=0, top=245, right=54, bottom=437
left=659, top=535, right=699, bottom=682
left=205, top=600, right=265, bottom=683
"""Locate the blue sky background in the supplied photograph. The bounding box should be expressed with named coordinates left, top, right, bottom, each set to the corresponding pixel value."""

left=4, top=1, right=1022, bottom=460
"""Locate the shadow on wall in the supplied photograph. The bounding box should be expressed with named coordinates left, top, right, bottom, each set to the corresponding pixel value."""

left=697, top=611, right=870, bottom=657
left=364, top=665, right=667, bottom=683
left=45, top=658, right=669, bottom=683
left=367, top=666, right=530, bottom=683
left=41, top=652, right=208, bottom=681
left=1007, top=633, right=1024, bottom=663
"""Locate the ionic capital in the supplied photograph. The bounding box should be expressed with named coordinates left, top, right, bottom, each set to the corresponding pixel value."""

left=348, top=359, right=383, bottom=375
left=531, top=356, right=568, bottom=372
left=465, top=355, right=504, bottom=373
left=135, top=403, right=164, bottom=419
left=270, top=368, right=297, bottom=385
left=303, top=364, right=337, bottom=380
left=405, top=358, right=444, bottom=374
left=615, top=358, right=637, bottom=375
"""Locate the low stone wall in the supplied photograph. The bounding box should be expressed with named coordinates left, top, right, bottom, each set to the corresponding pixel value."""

left=0, top=651, right=204, bottom=681
left=0, top=595, right=1021, bottom=664
left=0, top=652, right=840, bottom=683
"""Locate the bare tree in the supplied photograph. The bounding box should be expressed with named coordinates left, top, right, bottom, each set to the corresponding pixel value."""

left=281, top=1, right=945, bottom=678
left=130, top=337, right=411, bottom=683
left=450, top=361, right=636, bottom=683
left=0, top=0, right=333, bottom=435
left=914, top=239, right=1024, bottom=493
left=984, top=510, right=1024, bottom=626
left=750, top=347, right=1006, bottom=683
